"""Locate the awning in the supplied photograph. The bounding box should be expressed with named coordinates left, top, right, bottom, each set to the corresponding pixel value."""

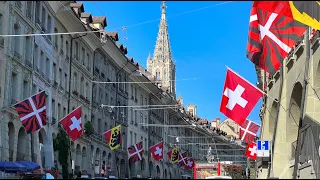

left=15, top=161, right=40, bottom=172
left=0, top=161, right=26, bottom=173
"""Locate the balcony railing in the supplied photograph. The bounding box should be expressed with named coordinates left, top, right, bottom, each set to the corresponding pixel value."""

left=25, top=59, right=32, bottom=68
left=36, top=18, right=41, bottom=25
left=14, top=1, right=22, bottom=9
left=14, top=51, right=21, bottom=60
left=11, top=98, right=17, bottom=105
left=65, top=55, right=69, bottom=63
left=53, top=81, right=58, bottom=88
left=26, top=11, right=32, bottom=20
left=60, top=49, right=64, bottom=56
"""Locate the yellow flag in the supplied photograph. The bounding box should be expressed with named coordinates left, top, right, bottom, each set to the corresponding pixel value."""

left=104, top=125, right=121, bottom=151
left=171, top=147, right=179, bottom=163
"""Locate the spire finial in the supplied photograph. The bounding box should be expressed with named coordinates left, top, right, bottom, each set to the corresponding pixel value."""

left=161, top=1, right=166, bottom=14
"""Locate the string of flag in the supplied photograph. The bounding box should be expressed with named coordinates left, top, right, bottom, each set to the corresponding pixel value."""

left=11, top=0, right=320, bottom=166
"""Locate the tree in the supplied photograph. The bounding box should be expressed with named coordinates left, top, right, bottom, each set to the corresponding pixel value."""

left=84, top=121, right=94, bottom=136
left=53, top=129, right=70, bottom=179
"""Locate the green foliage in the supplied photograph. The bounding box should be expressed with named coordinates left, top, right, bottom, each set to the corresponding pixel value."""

left=53, top=129, right=70, bottom=179
left=84, top=121, right=94, bottom=136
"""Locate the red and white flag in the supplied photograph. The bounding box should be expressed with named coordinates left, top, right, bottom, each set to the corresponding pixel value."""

left=178, top=152, right=187, bottom=166
left=128, top=142, right=144, bottom=163
left=14, top=91, right=47, bottom=134
left=59, top=107, right=83, bottom=141
left=220, top=68, right=263, bottom=125
left=245, top=143, right=257, bottom=160
left=184, top=157, right=194, bottom=170
left=149, top=141, right=164, bottom=161
left=239, top=120, right=260, bottom=144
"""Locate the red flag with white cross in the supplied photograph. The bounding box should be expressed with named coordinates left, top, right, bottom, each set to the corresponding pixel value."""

left=178, top=152, right=187, bottom=166
left=59, top=107, right=83, bottom=141
left=149, top=141, right=164, bottom=161
left=128, top=141, right=144, bottom=163
left=184, top=157, right=194, bottom=170
left=239, top=119, right=260, bottom=144
left=245, top=143, right=257, bottom=160
left=14, top=91, right=47, bottom=134
left=220, top=68, right=264, bottom=125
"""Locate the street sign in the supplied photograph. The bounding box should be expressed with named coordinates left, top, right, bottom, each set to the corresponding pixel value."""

left=257, top=140, right=270, bottom=157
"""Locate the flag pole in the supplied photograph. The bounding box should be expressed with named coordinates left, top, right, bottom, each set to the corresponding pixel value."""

left=224, top=65, right=278, bottom=103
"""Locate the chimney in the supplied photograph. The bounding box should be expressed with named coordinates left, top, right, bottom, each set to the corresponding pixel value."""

left=216, top=117, right=220, bottom=128
left=92, top=16, right=107, bottom=30
left=70, top=3, right=85, bottom=17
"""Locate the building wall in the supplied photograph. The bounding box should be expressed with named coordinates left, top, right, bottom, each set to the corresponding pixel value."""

left=0, top=1, right=246, bottom=179
left=257, top=30, right=320, bottom=179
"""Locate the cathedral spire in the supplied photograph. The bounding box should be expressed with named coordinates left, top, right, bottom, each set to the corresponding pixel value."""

left=161, top=1, right=167, bottom=20
left=147, top=1, right=176, bottom=98
left=152, top=1, right=172, bottom=63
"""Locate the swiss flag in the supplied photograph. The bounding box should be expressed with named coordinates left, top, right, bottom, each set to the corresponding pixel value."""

left=59, top=107, right=83, bottom=141
left=149, top=141, right=164, bottom=161
left=220, top=68, right=263, bottom=125
left=184, top=157, right=194, bottom=170
left=245, top=143, right=257, bottom=160
left=239, top=120, right=260, bottom=144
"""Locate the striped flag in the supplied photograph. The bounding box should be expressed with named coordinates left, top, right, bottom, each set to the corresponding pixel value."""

left=246, top=2, right=306, bottom=75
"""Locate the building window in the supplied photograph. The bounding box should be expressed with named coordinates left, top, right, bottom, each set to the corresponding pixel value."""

left=11, top=73, right=18, bottom=101
left=86, top=53, right=90, bottom=70
left=52, top=99, right=56, bottom=118
left=41, top=7, right=46, bottom=31
left=60, top=35, right=64, bottom=54
left=40, top=51, right=45, bottom=74
left=80, top=77, right=84, bottom=96
left=124, top=75, right=127, bottom=92
left=35, top=1, right=40, bottom=22
left=164, top=71, right=166, bottom=81
left=66, top=41, right=69, bottom=57
left=54, top=28, right=58, bottom=49
left=99, top=88, right=102, bottom=104
left=130, top=108, right=133, bottom=123
left=85, top=82, right=89, bottom=99
left=105, top=93, right=108, bottom=104
left=140, top=95, right=143, bottom=106
left=23, top=80, right=29, bottom=99
left=130, top=131, right=133, bottom=146
left=75, top=42, right=79, bottom=59
left=81, top=48, right=85, bottom=65
left=65, top=73, right=68, bottom=90
left=46, top=57, right=50, bottom=77
left=13, top=23, right=21, bottom=57
left=73, top=73, right=77, bottom=91
left=57, top=103, right=61, bottom=120
left=140, top=113, right=143, bottom=127
left=59, top=68, right=62, bottom=85
left=134, top=87, right=137, bottom=98
left=134, top=111, right=137, bottom=124
left=63, top=107, right=66, bottom=117
left=53, top=63, right=56, bottom=81
left=47, top=15, right=52, bottom=35
left=131, top=85, right=134, bottom=97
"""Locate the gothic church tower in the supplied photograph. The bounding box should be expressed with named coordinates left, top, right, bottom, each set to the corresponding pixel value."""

left=147, top=1, right=176, bottom=98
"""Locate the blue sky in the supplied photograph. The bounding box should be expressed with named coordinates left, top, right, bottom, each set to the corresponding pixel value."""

left=82, top=1, right=261, bottom=129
